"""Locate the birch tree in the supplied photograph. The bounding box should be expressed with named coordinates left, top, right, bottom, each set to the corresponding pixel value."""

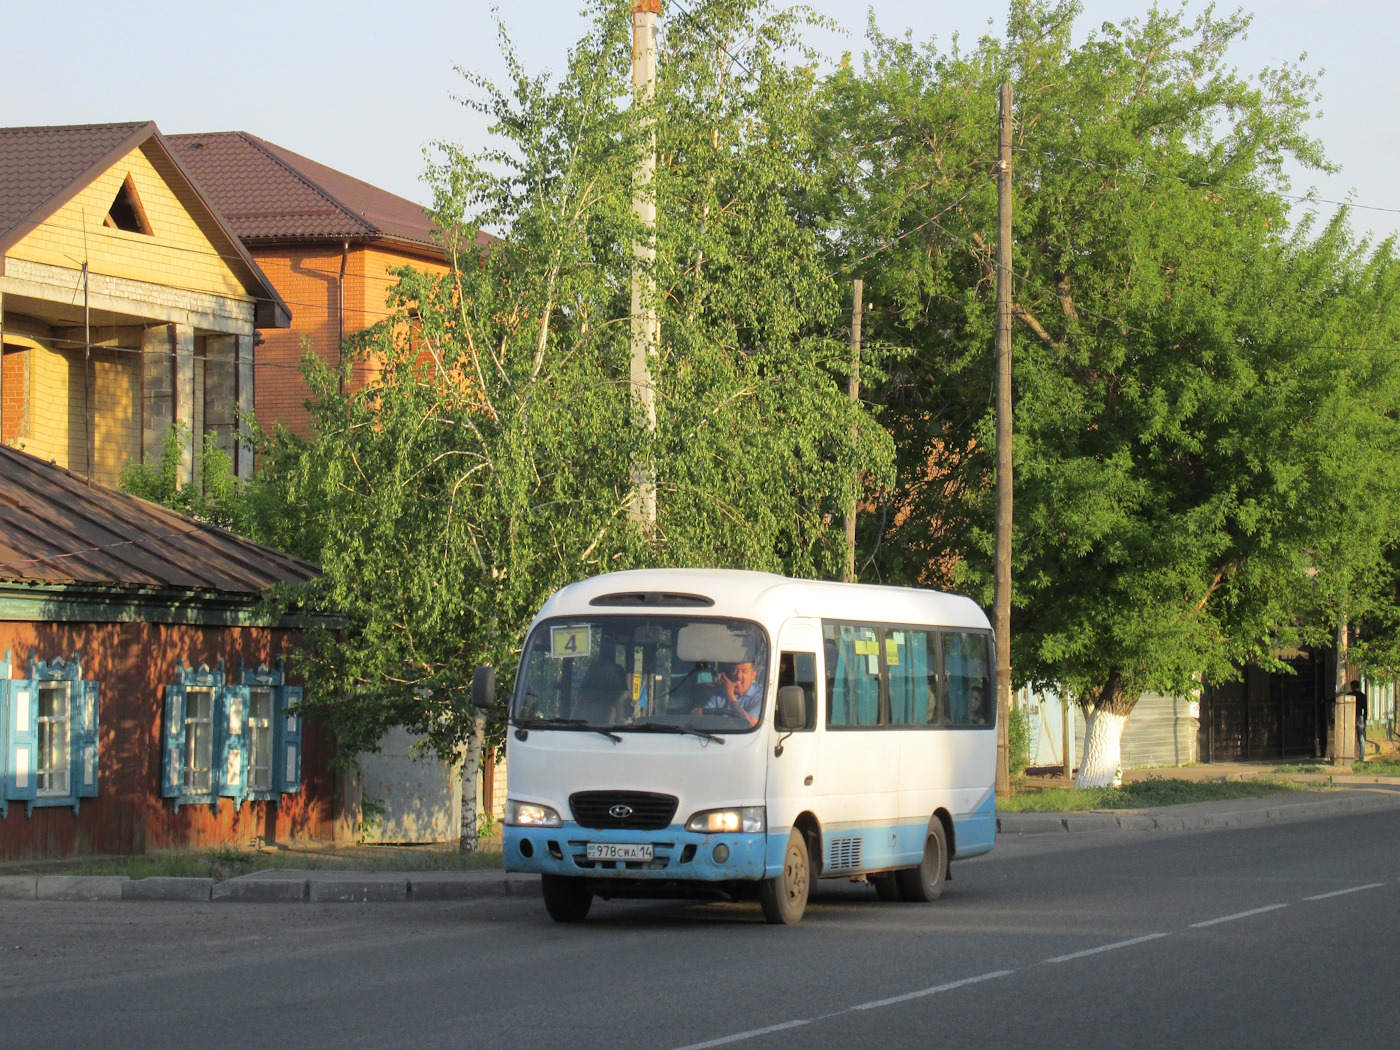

left=253, top=0, right=893, bottom=833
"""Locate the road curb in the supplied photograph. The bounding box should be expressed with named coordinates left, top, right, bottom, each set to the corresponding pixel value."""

left=123, top=877, right=215, bottom=902
left=997, top=787, right=1400, bottom=836
left=213, top=878, right=309, bottom=903
left=36, top=876, right=128, bottom=901
left=0, top=875, right=38, bottom=900
left=309, top=878, right=409, bottom=903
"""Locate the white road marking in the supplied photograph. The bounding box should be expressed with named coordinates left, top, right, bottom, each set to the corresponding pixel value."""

left=670, top=876, right=1392, bottom=1050
left=851, top=970, right=1016, bottom=1010
left=668, top=970, right=1015, bottom=1049
left=1043, top=932, right=1169, bottom=964
left=1304, top=882, right=1385, bottom=901
left=1189, top=903, right=1289, bottom=928
left=670, top=1018, right=814, bottom=1050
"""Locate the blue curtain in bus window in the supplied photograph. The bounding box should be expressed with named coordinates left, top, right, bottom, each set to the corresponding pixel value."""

left=828, top=624, right=881, bottom=726
left=946, top=632, right=992, bottom=726
left=945, top=632, right=969, bottom=724
left=887, top=630, right=931, bottom=725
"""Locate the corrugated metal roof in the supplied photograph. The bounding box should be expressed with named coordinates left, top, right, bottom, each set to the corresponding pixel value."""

left=0, top=444, right=318, bottom=596
left=168, top=131, right=466, bottom=253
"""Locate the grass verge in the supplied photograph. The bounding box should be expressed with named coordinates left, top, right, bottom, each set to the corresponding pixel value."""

left=1000, top=775, right=1317, bottom=813
left=1356, top=758, right=1400, bottom=777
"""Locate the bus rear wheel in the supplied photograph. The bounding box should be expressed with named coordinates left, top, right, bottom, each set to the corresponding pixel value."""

left=895, top=820, right=948, bottom=902
left=759, top=829, right=810, bottom=925
left=541, top=874, right=593, bottom=922
left=871, top=873, right=902, bottom=902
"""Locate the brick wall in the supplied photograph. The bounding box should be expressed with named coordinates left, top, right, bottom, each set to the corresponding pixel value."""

left=251, top=244, right=448, bottom=440
left=2, top=347, right=26, bottom=446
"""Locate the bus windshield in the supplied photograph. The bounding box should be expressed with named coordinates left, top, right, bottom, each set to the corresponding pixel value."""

left=513, top=615, right=770, bottom=733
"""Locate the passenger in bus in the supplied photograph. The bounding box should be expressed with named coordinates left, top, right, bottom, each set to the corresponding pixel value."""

left=696, top=661, right=763, bottom=726
left=574, top=662, right=631, bottom=725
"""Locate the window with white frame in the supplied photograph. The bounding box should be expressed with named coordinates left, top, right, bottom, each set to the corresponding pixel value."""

left=247, top=687, right=274, bottom=793
left=162, top=661, right=302, bottom=811
left=1, top=651, right=99, bottom=819
left=182, top=686, right=215, bottom=795
left=37, top=682, right=71, bottom=797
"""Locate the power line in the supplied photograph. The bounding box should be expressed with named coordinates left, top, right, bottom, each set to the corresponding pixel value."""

left=829, top=174, right=996, bottom=277
left=1013, top=146, right=1400, bottom=219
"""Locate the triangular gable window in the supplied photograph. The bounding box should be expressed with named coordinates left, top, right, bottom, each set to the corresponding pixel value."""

left=104, top=175, right=152, bottom=235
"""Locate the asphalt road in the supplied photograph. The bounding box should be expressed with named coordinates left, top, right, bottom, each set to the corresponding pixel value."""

left=2, top=812, right=1397, bottom=1050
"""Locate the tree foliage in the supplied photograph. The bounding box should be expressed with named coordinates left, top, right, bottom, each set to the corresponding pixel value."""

left=257, top=0, right=893, bottom=761
left=815, top=1, right=1400, bottom=765
left=119, top=422, right=247, bottom=531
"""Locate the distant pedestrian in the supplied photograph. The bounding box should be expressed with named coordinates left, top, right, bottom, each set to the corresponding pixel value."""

left=1346, top=680, right=1369, bottom=761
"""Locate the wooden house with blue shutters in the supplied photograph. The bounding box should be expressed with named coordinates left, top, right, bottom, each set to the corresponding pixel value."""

left=0, top=443, right=342, bottom=861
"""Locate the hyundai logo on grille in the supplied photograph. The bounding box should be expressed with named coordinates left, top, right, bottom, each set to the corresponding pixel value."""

left=609, top=804, right=634, bottom=819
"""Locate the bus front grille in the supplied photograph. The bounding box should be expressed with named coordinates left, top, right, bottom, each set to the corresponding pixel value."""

left=570, top=791, right=678, bottom=831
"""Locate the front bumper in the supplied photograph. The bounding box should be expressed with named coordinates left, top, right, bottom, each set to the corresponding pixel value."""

left=505, top=823, right=769, bottom=882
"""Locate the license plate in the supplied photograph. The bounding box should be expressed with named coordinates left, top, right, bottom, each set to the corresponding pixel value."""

left=586, top=842, right=653, bottom=861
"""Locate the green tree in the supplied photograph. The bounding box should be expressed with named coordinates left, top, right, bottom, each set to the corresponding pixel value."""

left=818, top=1, right=1400, bottom=785
left=257, top=0, right=893, bottom=838
left=119, top=422, right=248, bottom=532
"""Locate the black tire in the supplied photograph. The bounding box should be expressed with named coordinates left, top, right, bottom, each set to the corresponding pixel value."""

left=758, top=829, right=810, bottom=925
left=541, top=875, right=593, bottom=923
left=895, top=820, right=948, bottom=902
left=871, top=873, right=901, bottom=902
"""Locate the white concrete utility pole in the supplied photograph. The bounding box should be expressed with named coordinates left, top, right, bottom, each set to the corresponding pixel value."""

left=630, top=0, right=661, bottom=526
left=844, top=278, right=863, bottom=583
left=994, top=82, right=1014, bottom=796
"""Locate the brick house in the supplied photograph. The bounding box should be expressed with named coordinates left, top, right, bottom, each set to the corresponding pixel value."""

left=0, top=122, right=290, bottom=486
left=167, top=131, right=489, bottom=440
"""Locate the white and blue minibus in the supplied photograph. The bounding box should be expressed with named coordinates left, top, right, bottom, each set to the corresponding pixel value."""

left=489, top=568, right=997, bottom=924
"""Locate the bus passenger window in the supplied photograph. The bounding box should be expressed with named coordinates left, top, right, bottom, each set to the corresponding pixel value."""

left=778, top=652, right=818, bottom=731
left=945, top=631, right=993, bottom=727
left=824, top=624, right=881, bottom=727
left=887, top=629, right=936, bottom=726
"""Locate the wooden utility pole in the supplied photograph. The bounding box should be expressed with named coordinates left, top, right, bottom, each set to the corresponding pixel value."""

left=844, top=279, right=863, bottom=583
left=994, top=82, right=1014, bottom=796
left=83, top=261, right=92, bottom=486
left=1332, top=617, right=1353, bottom=766
left=629, top=0, right=660, bottom=526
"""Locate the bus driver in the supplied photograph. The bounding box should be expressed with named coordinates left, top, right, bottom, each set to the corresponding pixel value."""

left=698, top=661, right=763, bottom=727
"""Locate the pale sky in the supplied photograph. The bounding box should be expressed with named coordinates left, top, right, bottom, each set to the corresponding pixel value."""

left=4, top=1, right=1395, bottom=244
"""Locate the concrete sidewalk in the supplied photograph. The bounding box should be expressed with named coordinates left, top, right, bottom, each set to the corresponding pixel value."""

left=997, top=782, right=1400, bottom=835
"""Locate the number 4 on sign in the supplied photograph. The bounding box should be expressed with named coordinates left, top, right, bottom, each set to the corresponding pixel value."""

left=551, top=626, right=591, bottom=659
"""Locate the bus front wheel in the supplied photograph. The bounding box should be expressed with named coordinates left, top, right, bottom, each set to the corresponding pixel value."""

left=759, top=829, right=810, bottom=925
left=895, top=820, right=948, bottom=902
left=541, top=874, right=593, bottom=922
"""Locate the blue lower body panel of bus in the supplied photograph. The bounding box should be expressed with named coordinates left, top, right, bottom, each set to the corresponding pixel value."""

left=505, top=824, right=769, bottom=882
left=951, top=791, right=996, bottom=858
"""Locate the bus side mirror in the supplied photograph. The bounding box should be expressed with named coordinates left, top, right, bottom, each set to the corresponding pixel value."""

left=472, top=665, right=497, bottom=710
left=775, top=685, right=806, bottom=731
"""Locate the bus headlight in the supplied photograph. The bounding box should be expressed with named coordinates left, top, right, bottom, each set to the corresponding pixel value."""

left=685, top=806, right=765, bottom=834
left=505, top=799, right=563, bottom=827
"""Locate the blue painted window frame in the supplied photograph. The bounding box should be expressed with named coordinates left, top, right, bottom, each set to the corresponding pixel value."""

left=0, top=650, right=100, bottom=819
left=161, top=660, right=303, bottom=812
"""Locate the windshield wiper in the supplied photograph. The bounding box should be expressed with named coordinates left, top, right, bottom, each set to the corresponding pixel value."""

left=518, top=716, right=621, bottom=743
left=617, top=722, right=725, bottom=744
